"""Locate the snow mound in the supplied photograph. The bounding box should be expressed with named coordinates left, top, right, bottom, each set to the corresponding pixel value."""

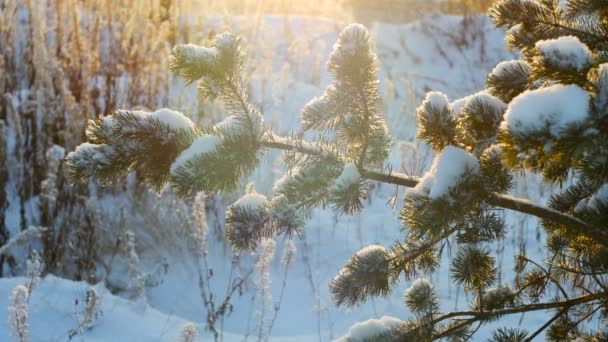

left=405, top=278, right=434, bottom=302
left=148, top=108, right=196, bottom=130
left=334, top=316, right=402, bottom=342
left=0, top=276, right=313, bottom=341
left=535, top=36, right=592, bottom=70
left=170, top=135, right=222, bottom=173
left=213, top=115, right=244, bottom=136
left=449, top=97, right=468, bottom=116
left=233, top=192, right=268, bottom=210
left=424, top=91, right=450, bottom=111
left=175, top=43, right=219, bottom=63
left=355, top=245, right=388, bottom=259
left=501, top=84, right=590, bottom=137
left=331, top=23, right=370, bottom=58
left=333, top=163, right=361, bottom=187
left=414, top=146, right=480, bottom=199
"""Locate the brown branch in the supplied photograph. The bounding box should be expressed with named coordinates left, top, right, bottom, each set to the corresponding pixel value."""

left=523, top=307, right=567, bottom=342
left=431, top=293, right=600, bottom=325
left=363, top=169, right=608, bottom=246
left=261, top=136, right=607, bottom=245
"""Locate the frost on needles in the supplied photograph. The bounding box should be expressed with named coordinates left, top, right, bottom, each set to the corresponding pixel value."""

left=66, top=1, right=608, bottom=340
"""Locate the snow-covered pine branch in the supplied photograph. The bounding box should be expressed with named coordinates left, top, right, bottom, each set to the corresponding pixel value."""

left=66, top=108, right=199, bottom=191
left=335, top=316, right=403, bottom=342
left=486, top=60, right=531, bottom=102
left=225, top=192, right=270, bottom=252
left=330, top=245, right=392, bottom=307
left=404, top=278, right=439, bottom=317
left=65, top=4, right=608, bottom=339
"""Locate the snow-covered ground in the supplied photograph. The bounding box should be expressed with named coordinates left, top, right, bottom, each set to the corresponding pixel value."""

left=3, top=14, right=581, bottom=341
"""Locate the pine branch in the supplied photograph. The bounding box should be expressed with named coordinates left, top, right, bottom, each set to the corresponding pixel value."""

left=363, top=169, right=608, bottom=246
left=431, top=318, right=476, bottom=340
left=523, top=308, right=567, bottom=342
left=258, top=135, right=608, bottom=246
left=431, top=293, right=600, bottom=327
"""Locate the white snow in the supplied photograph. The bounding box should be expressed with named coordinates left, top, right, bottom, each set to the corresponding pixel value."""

left=101, top=114, right=114, bottom=128
left=214, top=32, right=237, bottom=50
left=449, top=97, right=468, bottom=116
left=148, top=108, right=196, bottom=130
left=535, top=36, right=592, bottom=70
left=451, top=91, right=506, bottom=117
left=46, top=145, right=66, bottom=163
left=170, top=135, right=222, bottom=174
left=213, top=115, right=244, bottom=136
left=501, top=84, right=590, bottom=137
left=0, top=276, right=279, bottom=342
left=414, top=146, right=480, bottom=199
left=354, top=245, right=388, bottom=260
left=272, top=172, right=293, bottom=193
left=468, top=91, right=507, bottom=112
left=302, top=89, right=334, bottom=120
left=333, top=163, right=361, bottom=187
left=176, top=43, right=219, bottom=63
left=423, top=91, right=450, bottom=110
left=233, top=192, right=268, bottom=210
left=334, top=316, right=402, bottom=342
left=330, top=23, right=370, bottom=60
left=67, top=142, right=112, bottom=164
left=405, top=278, right=433, bottom=300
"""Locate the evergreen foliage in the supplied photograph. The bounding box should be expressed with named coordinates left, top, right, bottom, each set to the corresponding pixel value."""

left=67, top=1, right=608, bottom=339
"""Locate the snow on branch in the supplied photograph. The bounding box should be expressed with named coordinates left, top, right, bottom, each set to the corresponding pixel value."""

left=329, top=23, right=372, bottom=63
left=333, top=163, right=361, bottom=189
left=486, top=59, right=531, bottom=102
left=170, top=32, right=245, bottom=89
left=336, top=316, right=403, bottom=342
left=414, top=146, right=480, bottom=200
left=535, top=35, right=592, bottom=71
left=404, top=278, right=439, bottom=315
left=147, top=108, right=196, bottom=131
left=170, top=135, right=222, bottom=175
left=501, top=84, right=590, bottom=137
left=328, top=23, right=377, bottom=87
left=225, top=192, right=271, bottom=252
left=416, top=91, right=456, bottom=150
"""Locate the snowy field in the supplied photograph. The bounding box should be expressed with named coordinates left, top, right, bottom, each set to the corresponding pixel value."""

left=2, top=13, right=581, bottom=341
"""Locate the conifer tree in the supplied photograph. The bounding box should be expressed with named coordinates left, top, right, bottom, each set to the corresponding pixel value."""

left=66, top=0, right=608, bottom=339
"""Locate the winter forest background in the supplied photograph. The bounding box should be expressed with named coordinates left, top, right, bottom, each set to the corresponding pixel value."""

left=1, top=0, right=606, bottom=341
